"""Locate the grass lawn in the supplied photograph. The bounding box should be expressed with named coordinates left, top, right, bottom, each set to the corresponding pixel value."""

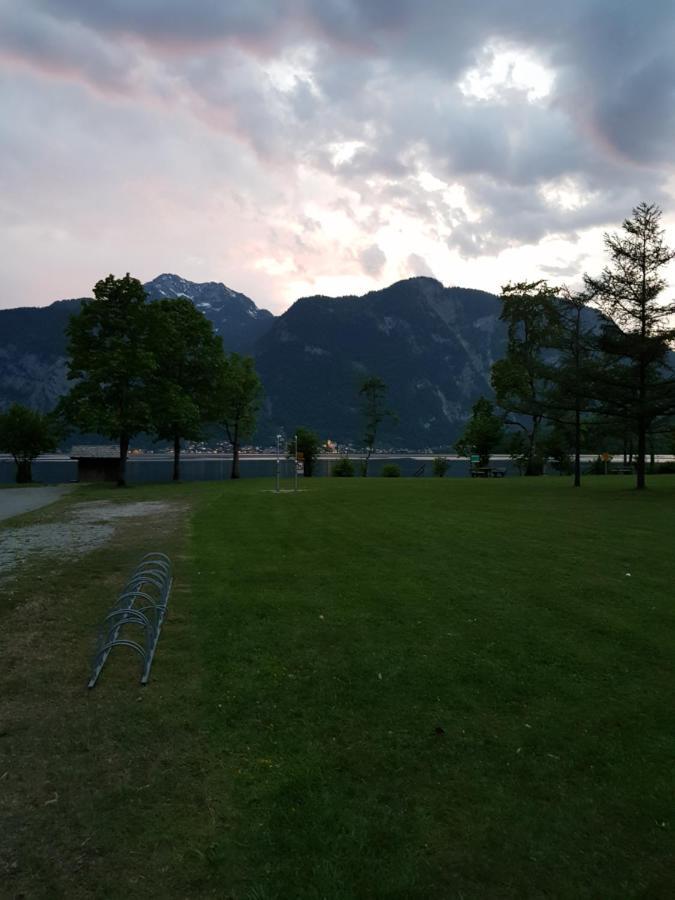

left=1, top=476, right=673, bottom=898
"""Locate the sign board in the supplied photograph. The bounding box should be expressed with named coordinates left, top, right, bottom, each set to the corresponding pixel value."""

left=600, top=452, right=612, bottom=462
left=297, top=452, right=304, bottom=462
left=470, top=454, right=480, bottom=463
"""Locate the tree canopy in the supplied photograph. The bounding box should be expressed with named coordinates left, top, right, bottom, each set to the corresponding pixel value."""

left=0, top=404, right=58, bottom=483
left=583, top=202, right=675, bottom=489
left=289, top=427, right=321, bottom=477
left=490, top=280, right=562, bottom=475
left=60, top=273, right=155, bottom=486
left=216, top=353, right=262, bottom=479
left=455, top=397, right=504, bottom=468
left=149, top=297, right=225, bottom=480
left=359, top=375, right=396, bottom=477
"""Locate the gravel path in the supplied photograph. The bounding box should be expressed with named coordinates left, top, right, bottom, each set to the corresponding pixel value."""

left=0, top=485, right=76, bottom=523
left=0, top=498, right=174, bottom=580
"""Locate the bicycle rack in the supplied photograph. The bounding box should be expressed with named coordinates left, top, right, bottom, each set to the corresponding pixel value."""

left=88, top=552, right=172, bottom=688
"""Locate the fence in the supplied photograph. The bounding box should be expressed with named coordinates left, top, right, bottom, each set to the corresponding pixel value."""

left=88, top=552, right=172, bottom=688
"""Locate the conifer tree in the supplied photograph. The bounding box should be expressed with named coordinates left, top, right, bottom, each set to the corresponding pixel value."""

left=584, top=203, right=675, bottom=489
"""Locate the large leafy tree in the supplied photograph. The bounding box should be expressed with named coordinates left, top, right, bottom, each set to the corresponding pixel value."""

left=0, top=404, right=58, bottom=483
left=455, top=397, right=504, bottom=468
left=359, top=376, right=396, bottom=477
left=149, top=298, right=225, bottom=481
left=491, top=281, right=562, bottom=475
left=61, top=274, right=156, bottom=486
left=584, top=202, right=675, bottom=489
left=217, top=353, right=262, bottom=479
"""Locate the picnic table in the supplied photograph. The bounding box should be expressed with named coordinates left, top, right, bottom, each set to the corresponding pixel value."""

left=470, top=467, right=507, bottom=478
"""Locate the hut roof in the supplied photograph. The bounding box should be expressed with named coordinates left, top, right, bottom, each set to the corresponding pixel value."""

left=70, top=445, right=120, bottom=459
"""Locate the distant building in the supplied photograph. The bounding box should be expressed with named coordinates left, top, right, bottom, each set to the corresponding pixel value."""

left=70, top=445, right=119, bottom=482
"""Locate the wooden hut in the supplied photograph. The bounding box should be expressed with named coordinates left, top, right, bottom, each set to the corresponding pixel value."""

left=70, top=445, right=120, bottom=482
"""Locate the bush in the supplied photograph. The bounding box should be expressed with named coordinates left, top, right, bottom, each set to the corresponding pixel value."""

left=586, top=456, right=608, bottom=475
left=332, top=457, right=355, bottom=477
left=655, top=461, right=675, bottom=474
left=381, top=464, right=401, bottom=478
left=432, top=456, right=449, bottom=477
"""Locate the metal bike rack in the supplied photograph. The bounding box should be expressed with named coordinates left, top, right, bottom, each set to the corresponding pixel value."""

left=88, top=552, right=172, bottom=688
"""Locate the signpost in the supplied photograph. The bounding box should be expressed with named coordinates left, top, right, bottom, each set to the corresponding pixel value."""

left=276, top=434, right=282, bottom=493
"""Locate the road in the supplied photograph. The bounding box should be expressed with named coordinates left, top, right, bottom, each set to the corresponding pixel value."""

left=0, top=485, right=76, bottom=523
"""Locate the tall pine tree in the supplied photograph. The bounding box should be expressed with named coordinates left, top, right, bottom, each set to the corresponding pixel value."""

left=584, top=203, right=675, bottom=489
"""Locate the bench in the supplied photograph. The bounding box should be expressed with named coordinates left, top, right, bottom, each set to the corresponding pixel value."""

left=471, top=467, right=507, bottom=478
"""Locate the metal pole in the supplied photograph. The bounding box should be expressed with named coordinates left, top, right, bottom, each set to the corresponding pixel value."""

left=294, top=434, right=298, bottom=492
left=276, top=434, right=281, bottom=493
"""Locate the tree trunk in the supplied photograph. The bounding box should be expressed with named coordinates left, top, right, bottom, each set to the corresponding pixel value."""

left=573, top=404, right=581, bottom=488
left=118, top=434, right=129, bottom=487
left=573, top=306, right=581, bottom=488
left=525, top=420, right=540, bottom=476
left=636, top=356, right=647, bottom=489
left=362, top=448, right=372, bottom=477
left=230, top=425, right=240, bottom=479
left=173, top=434, right=181, bottom=481
left=636, top=417, right=646, bottom=489
left=16, top=458, right=32, bottom=483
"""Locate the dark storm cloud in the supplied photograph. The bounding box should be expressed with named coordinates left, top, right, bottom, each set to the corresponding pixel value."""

left=10, top=1, right=675, bottom=173
left=31, top=0, right=291, bottom=48
left=2, top=0, right=675, bottom=307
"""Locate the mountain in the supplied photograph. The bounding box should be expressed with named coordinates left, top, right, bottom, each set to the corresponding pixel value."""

left=254, top=278, right=505, bottom=446
left=0, top=274, right=515, bottom=447
left=0, top=298, right=83, bottom=412
left=0, top=275, right=275, bottom=414
left=144, top=273, right=274, bottom=348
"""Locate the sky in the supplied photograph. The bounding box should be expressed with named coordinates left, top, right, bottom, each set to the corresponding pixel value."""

left=2, top=0, right=675, bottom=314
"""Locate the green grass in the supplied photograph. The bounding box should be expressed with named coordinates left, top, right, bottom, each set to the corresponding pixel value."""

left=1, top=477, right=673, bottom=898
left=192, top=477, right=674, bottom=898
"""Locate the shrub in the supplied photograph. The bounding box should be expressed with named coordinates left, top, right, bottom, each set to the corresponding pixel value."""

left=432, top=456, right=449, bottom=477
left=655, top=461, right=675, bottom=474
left=586, top=456, right=607, bottom=475
left=381, top=464, right=401, bottom=478
left=332, top=457, right=355, bottom=477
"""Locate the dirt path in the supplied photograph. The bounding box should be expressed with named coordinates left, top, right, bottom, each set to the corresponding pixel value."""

left=0, top=498, right=178, bottom=579
left=0, top=485, right=76, bottom=523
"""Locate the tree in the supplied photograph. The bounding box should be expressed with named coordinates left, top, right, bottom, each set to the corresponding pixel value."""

left=289, top=427, right=321, bottom=477
left=544, top=288, right=596, bottom=487
left=455, top=397, right=504, bottom=468
left=539, top=424, right=573, bottom=475
left=359, top=376, right=396, bottom=477
left=149, top=298, right=225, bottom=481
left=584, top=202, right=675, bottom=489
left=491, top=281, right=562, bottom=475
left=217, top=353, right=262, bottom=479
left=60, top=274, right=155, bottom=486
left=0, top=404, right=58, bottom=483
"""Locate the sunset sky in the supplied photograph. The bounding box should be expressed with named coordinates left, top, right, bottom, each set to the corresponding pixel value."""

left=2, top=0, right=675, bottom=312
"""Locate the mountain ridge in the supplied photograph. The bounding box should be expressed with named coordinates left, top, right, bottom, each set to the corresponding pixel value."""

left=0, top=274, right=510, bottom=446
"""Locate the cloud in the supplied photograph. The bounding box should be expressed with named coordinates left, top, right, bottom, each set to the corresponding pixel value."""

left=359, top=243, right=386, bottom=277
left=2, top=1, right=675, bottom=308
left=407, top=253, right=435, bottom=278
